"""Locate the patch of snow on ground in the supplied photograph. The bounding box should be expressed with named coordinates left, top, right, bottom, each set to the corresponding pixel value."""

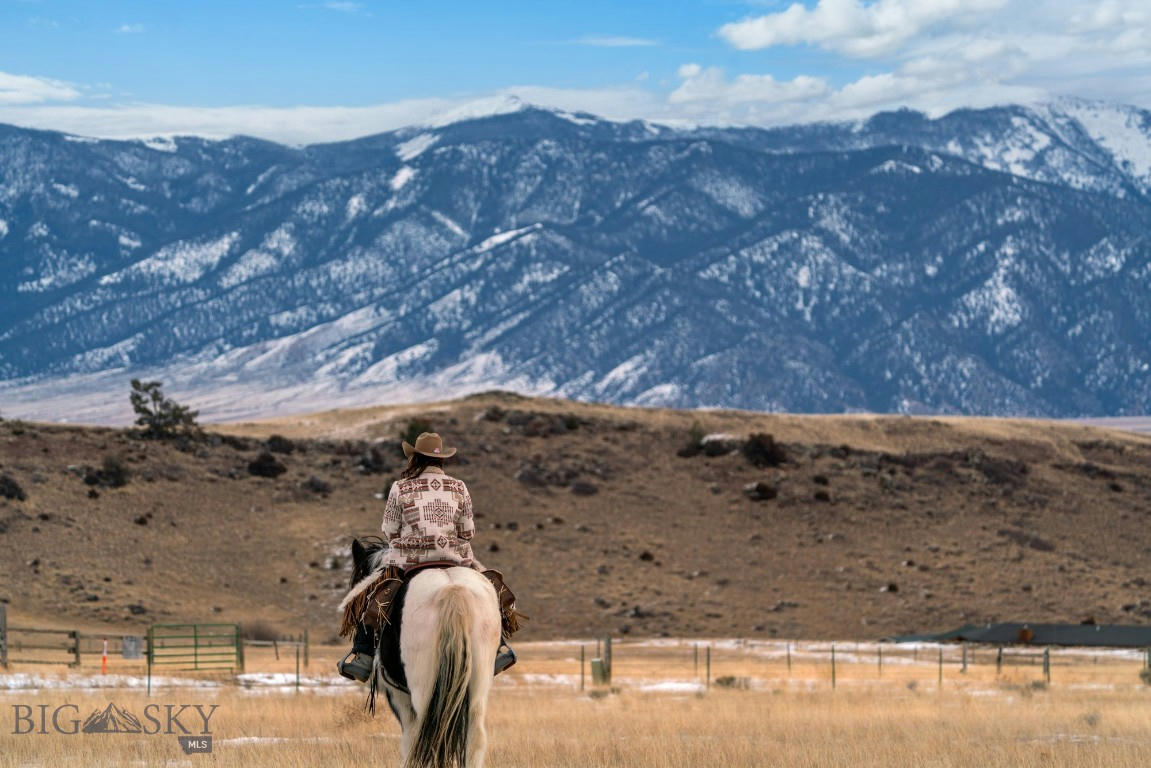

left=390, top=166, right=416, bottom=191
left=0, top=673, right=222, bottom=691
left=345, top=193, right=368, bottom=220
left=476, top=223, right=541, bottom=252
left=245, top=164, right=279, bottom=196
left=119, top=176, right=147, bottom=191
left=422, top=95, right=527, bottom=128
left=17, top=254, right=97, bottom=293
left=639, top=681, right=706, bottom=693
left=141, top=136, right=178, bottom=153
left=119, top=233, right=142, bottom=249
left=100, top=232, right=240, bottom=286
left=556, top=110, right=596, bottom=126
left=633, top=383, right=681, bottom=406
left=511, top=261, right=567, bottom=294
left=1064, top=101, right=1151, bottom=185
left=0, top=219, right=8, bottom=238
left=396, top=132, right=439, bottom=161
left=429, top=209, right=467, bottom=239
left=596, top=353, right=649, bottom=394
left=870, top=159, right=921, bottom=174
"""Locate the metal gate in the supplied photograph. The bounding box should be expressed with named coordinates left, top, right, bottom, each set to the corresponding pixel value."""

left=148, top=623, right=243, bottom=671
left=146, top=622, right=243, bottom=694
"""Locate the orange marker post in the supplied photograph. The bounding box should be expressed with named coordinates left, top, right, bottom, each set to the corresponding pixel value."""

left=101, top=638, right=108, bottom=675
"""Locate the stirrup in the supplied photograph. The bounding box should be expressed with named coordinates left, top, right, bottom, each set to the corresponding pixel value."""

left=494, top=643, right=516, bottom=675
left=337, top=651, right=373, bottom=683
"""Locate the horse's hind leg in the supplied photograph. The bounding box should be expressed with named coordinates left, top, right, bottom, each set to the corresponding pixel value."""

left=466, top=617, right=499, bottom=767
left=385, top=686, right=417, bottom=760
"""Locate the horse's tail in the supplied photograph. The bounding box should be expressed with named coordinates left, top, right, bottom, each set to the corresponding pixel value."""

left=405, top=584, right=473, bottom=768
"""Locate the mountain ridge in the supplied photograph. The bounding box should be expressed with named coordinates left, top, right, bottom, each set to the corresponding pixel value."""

left=0, top=99, right=1149, bottom=423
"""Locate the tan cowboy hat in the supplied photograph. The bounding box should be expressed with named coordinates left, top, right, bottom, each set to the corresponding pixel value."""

left=402, top=432, right=457, bottom=459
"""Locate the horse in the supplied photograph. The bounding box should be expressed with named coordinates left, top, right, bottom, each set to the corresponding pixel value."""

left=348, top=538, right=502, bottom=768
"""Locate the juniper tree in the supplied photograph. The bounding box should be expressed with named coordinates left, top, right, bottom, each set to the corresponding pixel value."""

left=129, top=379, right=200, bottom=438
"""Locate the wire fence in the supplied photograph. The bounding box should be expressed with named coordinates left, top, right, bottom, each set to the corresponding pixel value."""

left=543, top=637, right=1151, bottom=694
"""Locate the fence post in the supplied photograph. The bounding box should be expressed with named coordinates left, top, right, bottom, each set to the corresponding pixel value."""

left=706, top=645, right=711, bottom=692
left=938, top=647, right=943, bottom=691
left=603, top=635, right=612, bottom=684
left=693, top=643, right=698, bottom=676
left=295, top=644, right=300, bottom=693
left=146, top=625, right=153, bottom=698
left=70, top=631, right=81, bottom=668
left=304, top=629, right=309, bottom=668
left=831, top=644, right=836, bottom=690
left=996, top=646, right=1003, bottom=675
left=961, top=643, right=967, bottom=674
left=786, top=642, right=792, bottom=676
left=1043, top=648, right=1051, bottom=684
left=0, top=604, right=7, bottom=669
left=236, top=625, right=245, bottom=673
left=580, top=645, right=585, bottom=692
left=877, top=644, right=882, bottom=677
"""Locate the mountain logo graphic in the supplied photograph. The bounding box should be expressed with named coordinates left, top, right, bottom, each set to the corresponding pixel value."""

left=81, top=703, right=143, bottom=734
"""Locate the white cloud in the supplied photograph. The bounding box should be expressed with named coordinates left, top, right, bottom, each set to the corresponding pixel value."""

left=0, top=70, right=80, bottom=105
left=708, top=0, right=1151, bottom=122
left=719, top=0, right=1010, bottom=57
left=574, top=35, right=658, bottom=47
left=0, top=88, right=663, bottom=145
left=670, top=67, right=830, bottom=109
left=117, top=23, right=145, bottom=34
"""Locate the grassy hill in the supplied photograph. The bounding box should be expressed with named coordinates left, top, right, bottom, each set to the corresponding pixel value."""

left=2, top=392, right=1150, bottom=641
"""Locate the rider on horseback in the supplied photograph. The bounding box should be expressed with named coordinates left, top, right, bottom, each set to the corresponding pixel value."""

left=338, top=432, right=522, bottom=683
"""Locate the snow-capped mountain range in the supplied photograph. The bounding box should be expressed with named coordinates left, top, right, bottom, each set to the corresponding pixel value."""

left=0, top=97, right=1149, bottom=423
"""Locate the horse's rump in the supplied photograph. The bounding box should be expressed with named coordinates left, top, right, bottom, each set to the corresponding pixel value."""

left=401, top=568, right=501, bottom=768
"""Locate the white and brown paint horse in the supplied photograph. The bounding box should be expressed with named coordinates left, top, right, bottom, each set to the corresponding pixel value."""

left=344, top=539, right=501, bottom=768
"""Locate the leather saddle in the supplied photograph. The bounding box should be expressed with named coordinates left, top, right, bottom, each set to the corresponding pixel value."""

left=375, top=561, right=457, bottom=695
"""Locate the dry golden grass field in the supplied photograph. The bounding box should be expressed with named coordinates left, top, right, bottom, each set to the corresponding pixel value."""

left=4, top=640, right=1151, bottom=767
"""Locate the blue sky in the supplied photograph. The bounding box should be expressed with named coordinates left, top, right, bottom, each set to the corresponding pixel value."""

left=1, top=0, right=1149, bottom=143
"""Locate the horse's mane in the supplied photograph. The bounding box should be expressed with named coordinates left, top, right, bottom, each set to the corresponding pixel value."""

left=350, top=536, right=388, bottom=589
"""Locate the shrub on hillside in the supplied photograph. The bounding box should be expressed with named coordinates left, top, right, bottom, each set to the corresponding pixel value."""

left=742, top=433, right=788, bottom=467
left=266, top=435, right=295, bottom=454
left=249, top=451, right=287, bottom=478
left=84, top=456, right=131, bottom=488
left=101, top=456, right=131, bottom=487
left=0, top=474, right=27, bottom=501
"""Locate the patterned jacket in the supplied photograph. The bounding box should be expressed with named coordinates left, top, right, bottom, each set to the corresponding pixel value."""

left=379, top=467, right=478, bottom=569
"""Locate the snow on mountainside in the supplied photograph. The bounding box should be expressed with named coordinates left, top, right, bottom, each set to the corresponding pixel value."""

left=0, top=99, right=1149, bottom=424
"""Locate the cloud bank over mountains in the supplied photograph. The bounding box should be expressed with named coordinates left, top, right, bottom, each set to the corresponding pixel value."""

left=0, top=1, right=1148, bottom=143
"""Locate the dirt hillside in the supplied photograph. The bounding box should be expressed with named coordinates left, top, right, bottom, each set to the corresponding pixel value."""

left=2, top=392, right=1150, bottom=642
